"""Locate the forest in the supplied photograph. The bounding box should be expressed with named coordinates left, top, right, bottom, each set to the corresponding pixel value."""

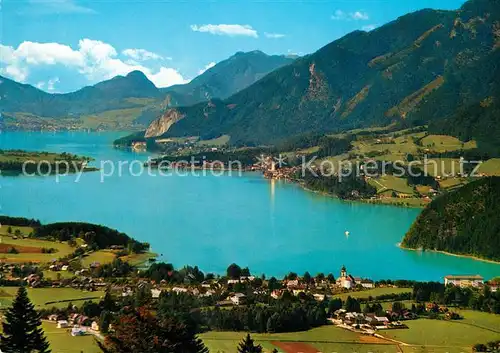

left=402, top=177, right=500, bottom=261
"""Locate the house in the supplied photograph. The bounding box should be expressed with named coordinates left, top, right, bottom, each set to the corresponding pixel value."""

left=61, top=265, right=69, bottom=271
left=487, top=280, right=500, bottom=292
left=360, top=279, right=375, bottom=289
left=48, top=314, right=59, bottom=321
left=91, top=321, right=100, bottom=331
left=344, top=312, right=365, bottom=325
left=201, top=289, right=216, bottom=297
left=230, top=293, right=246, bottom=305
left=365, top=315, right=389, bottom=327
left=313, top=293, right=326, bottom=301
left=172, top=287, right=188, bottom=294
left=444, top=275, right=484, bottom=287
left=271, top=290, right=283, bottom=299
left=57, top=320, right=69, bottom=328
left=76, top=315, right=91, bottom=326
left=151, top=288, right=162, bottom=299
left=71, top=327, right=86, bottom=336
left=292, top=289, right=305, bottom=296
left=286, top=279, right=300, bottom=288
left=227, top=279, right=240, bottom=284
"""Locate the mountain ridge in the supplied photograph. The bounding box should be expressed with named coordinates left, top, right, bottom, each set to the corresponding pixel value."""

left=0, top=51, right=295, bottom=129
left=140, top=0, right=500, bottom=148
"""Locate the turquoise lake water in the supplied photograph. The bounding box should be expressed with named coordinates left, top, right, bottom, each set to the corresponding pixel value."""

left=1, top=131, right=499, bottom=281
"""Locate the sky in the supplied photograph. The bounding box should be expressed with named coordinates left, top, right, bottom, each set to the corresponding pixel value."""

left=0, top=0, right=467, bottom=93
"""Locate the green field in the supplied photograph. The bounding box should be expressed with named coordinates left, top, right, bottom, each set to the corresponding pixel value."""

left=0, top=228, right=75, bottom=263
left=420, top=135, right=476, bottom=152
left=200, top=325, right=399, bottom=353
left=332, top=287, right=412, bottom=301
left=478, top=158, right=500, bottom=176
left=0, top=287, right=105, bottom=309
left=197, top=135, right=231, bottom=147
left=42, top=322, right=101, bottom=353
left=384, top=318, right=500, bottom=351
left=369, top=175, right=415, bottom=194
left=80, top=250, right=117, bottom=267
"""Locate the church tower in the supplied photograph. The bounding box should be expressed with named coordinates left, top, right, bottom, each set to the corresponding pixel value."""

left=340, top=265, right=347, bottom=278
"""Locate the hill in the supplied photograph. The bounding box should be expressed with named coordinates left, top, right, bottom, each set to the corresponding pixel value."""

left=401, top=177, right=500, bottom=261
left=0, top=51, right=294, bottom=130
left=141, top=0, right=500, bottom=147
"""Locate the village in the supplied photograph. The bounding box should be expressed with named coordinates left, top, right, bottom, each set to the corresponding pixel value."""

left=3, top=260, right=498, bottom=344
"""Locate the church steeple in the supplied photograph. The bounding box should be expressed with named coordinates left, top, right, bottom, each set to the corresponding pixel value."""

left=340, top=265, right=347, bottom=278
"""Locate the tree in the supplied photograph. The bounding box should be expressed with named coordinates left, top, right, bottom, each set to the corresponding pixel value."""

left=344, top=296, right=361, bottom=313
left=226, top=263, right=242, bottom=279
left=328, top=298, right=343, bottom=315
left=303, top=272, right=312, bottom=285
left=0, top=287, right=51, bottom=353
left=237, top=334, right=263, bottom=353
left=267, top=277, right=280, bottom=291
left=100, top=289, right=117, bottom=312
left=391, top=301, right=406, bottom=313
left=326, top=273, right=335, bottom=283
left=7, top=226, right=12, bottom=234
left=98, top=308, right=208, bottom=353
left=99, top=310, right=112, bottom=334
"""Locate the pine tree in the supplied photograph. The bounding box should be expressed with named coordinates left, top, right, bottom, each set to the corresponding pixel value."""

left=237, top=334, right=263, bottom=353
left=0, top=287, right=51, bottom=353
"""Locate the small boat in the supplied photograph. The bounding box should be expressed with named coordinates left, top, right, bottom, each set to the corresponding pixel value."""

left=345, top=231, right=350, bottom=237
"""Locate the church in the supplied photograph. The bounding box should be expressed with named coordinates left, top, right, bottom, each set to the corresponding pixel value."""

left=336, top=265, right=356, bottom=289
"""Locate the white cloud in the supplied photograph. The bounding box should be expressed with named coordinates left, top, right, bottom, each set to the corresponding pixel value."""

left=148, top=68, right=187, bottom=87
left=198, top=62, right=216, bottom=75
left=190, top=24, right=258, bottom=38
left=47, top=77, right=60, bottom=91
left=331, top=10, right=346, bottom=20
left=264, top=32, right=285, bottom=39
left=331, top=10, right=369, bottom=21
left=0, top=39, right=187, bottom=88
left=35, top=81, right=45, bottom=89
left=362, top=24, right=377, bottom=31
left=351, top=11, right=369, bottom=20
left=122, top=48, right=167, bottom=61
left=25, top=0, right=96, bottom=15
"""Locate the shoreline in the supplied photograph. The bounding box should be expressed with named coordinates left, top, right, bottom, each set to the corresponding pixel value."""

left=399, top=244, right=500, bottom=265
left=294, top=181, right=425, bottom=209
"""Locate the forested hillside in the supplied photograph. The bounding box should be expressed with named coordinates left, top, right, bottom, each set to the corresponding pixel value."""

left=142, top=0, right=500, bottom=147
left=402, top=177, right=500, bottom=261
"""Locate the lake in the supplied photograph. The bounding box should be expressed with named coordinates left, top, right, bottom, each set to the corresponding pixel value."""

left=1, top=131, right=499, bottom=281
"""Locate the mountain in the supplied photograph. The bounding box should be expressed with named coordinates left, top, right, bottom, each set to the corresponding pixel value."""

left=0, top=70, right=161, bottom=120
left=134, top=51, right=294, bottom=126
left=142, top=0, right=500, bottom=147
left=165, top=51, right=294, bottom=104
left=401, top=177, right=500, bottom=261
left=0, top=51, right=294, bottom=129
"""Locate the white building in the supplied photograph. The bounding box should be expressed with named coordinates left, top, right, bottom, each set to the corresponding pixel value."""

left=230, top=293, right=246, bottom=305
left=57, top=320, right=69, bottom=329
left=336, top=266, right=355, bottom=289
left=444, top=275, right=484, bottom=288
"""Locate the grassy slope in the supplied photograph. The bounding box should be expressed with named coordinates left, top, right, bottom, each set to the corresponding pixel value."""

left=0, top=226, right=75, bottom=263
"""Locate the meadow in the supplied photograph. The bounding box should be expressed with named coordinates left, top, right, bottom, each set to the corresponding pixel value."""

left=0, top=287, right=105, bottom=309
